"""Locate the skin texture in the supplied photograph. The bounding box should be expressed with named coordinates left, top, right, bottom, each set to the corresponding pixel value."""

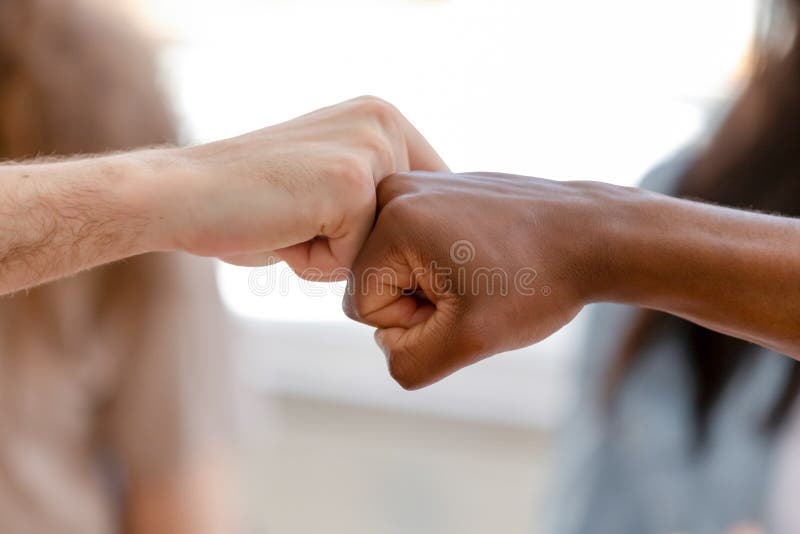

left=344, top=171, right=800, bottom=389
left=0, top=96, right=447, bottom=295
left=0, top=1, right=246, bottom=533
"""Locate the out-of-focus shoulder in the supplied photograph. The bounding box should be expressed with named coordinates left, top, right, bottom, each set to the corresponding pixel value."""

left=638, top=146, right=701, bottom=195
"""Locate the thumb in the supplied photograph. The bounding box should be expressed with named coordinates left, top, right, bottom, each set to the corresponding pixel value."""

left=373, top=302, right=467, bottom=390
left=344, top=225, right=464, bottom=389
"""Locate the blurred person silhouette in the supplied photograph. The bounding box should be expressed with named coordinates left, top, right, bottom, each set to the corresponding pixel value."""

left=542, top=1, right=800, bottom=533
left=0, top=1, right=240, bottom=533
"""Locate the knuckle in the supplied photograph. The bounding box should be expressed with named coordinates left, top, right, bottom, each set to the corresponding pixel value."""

left=331, top=153, right=366, bottom=180
left=379, top=195, right=417, bottom=223
left=386, top=344, right=427, bottom=390
left=354, top=95, right=401, bottom=135
left=354, top=95, right=397, bottom=119
left=384, top=171, right=414, bottom=184
left=292, top=263, right=321, bottom=282
left=330, top=154, right=373, bottom=192
left=388, top=355, right=424, bottom=390
left=363, top=130, right=396, bottom=172
left=375, top=172, right=414, bottom=206
left=341, top=292, right=362, bottom=322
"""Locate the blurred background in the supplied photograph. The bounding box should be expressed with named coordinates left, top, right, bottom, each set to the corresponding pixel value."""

left=122, top=0, right=757, bottom=533
left=1, top=0, right=762, bottom=533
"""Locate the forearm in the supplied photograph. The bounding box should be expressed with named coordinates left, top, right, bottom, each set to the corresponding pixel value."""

left=344, top=171, right=800, bottom=388
left=0, top=152, right=170, bottom=294
left=594, top=186, right=800, bottom=356
left=0, top=98, right=448, bottom=293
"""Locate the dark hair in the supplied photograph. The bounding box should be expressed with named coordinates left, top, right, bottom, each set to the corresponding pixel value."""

left=608, top=0, right=800, bottom=448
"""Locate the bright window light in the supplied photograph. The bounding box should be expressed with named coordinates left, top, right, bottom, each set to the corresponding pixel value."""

left=152, top=0, right=756, bottom=324
left=139, top=0, right=758, bottom=424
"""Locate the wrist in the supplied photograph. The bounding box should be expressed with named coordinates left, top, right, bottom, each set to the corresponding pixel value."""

left=155, top=136, right=318, bottom=258
left=112, top=147, right=187, bottom=254
left=568, top=181, right=661, bottom=304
